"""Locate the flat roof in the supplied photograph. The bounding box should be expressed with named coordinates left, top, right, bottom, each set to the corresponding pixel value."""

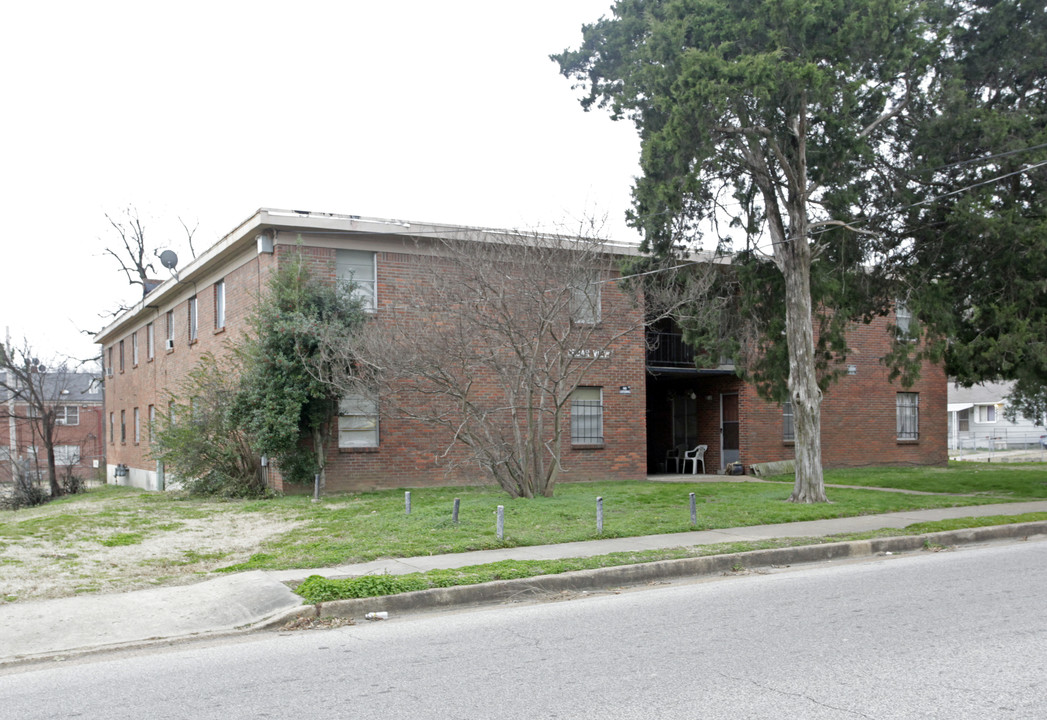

left=94, top=208, right=659, bottom=345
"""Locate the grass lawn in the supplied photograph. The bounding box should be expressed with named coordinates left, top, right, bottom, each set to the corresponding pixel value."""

left=2, top=463, right=1045, bottom=602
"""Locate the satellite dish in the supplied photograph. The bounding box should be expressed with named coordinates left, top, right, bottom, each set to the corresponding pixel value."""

left=159, top=250, right=179, bottom=270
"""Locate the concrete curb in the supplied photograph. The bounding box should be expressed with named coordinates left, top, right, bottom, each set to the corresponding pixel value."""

left=276, top=520, right=1047, bottom=625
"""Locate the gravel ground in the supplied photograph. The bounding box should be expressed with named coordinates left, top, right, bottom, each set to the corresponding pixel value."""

left=0, top=494, right=303, bottom=603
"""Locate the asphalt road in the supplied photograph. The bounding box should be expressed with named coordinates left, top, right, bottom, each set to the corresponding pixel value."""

left=3, top=538, right=1045, bottom=719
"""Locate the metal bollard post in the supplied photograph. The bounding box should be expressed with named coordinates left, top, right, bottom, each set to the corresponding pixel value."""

left=405, top=491, right=411, bottom=515
left=597, top=496, right=604, bottom=534
left=690, top=492, right=697, bottom=526
left=496, top=505, right=504, bottom=540
left=453, top=497, right=460, bottom=524
left=312, top=474, right=320, bottom=502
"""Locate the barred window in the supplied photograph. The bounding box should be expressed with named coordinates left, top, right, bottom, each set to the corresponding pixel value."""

left=897, top=393, right=919, bottom=440
left=571, top=387, right=604, bottom=445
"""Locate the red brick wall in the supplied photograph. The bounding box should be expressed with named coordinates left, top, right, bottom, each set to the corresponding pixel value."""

left=320, top=247, right=649, bottom=493
left=100, top=232, right=946, bottom=493
left=740, top=315, right=948, bottom=469
left=0, top=403, right=105, bottom=483
left=101, top=247, right=269, bottom=482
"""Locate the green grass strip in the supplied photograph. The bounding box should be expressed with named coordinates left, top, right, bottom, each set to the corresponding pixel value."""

left=294, top=512, right=1047, bottom=604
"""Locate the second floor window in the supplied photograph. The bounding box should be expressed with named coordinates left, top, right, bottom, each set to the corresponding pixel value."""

left=214, top=279, right=226, bottom=330
left=56, top=406, right=79, bottom=426
left=569, top=283, right=601, bottom=325
left=188, top=297, right=198, bottom=343
left=337, top=250, right=377, bottom=311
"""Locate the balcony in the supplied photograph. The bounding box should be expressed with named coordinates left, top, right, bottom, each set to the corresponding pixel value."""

left=646, top=331, right=696, bottom=369
left=646, top=330, right=735, bottom=373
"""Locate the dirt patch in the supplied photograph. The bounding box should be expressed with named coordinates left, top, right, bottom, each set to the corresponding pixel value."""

left=0, top=513, right=303, bottom=603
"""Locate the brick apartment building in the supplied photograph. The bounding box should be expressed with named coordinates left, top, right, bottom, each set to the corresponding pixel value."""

left=94, top=208, right=945, bottom=493
left=1, top=371, right=105, bottom=485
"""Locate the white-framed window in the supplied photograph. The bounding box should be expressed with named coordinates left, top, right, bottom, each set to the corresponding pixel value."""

left=569, top=282, right=601, bottom=325
left=147, top=322, right=155, bottom=360
left=109, top=412, right=115, bottom=444
left=958, top=408, right=970, bottom=432
left=897, top=392, right=919, bottom=440
left=782, top=401, right=794, bottom=442
left=148, top=404, right=156, bottom=443
left=976, top=404, right=998, bottom=423
left=214, top=279, right=226, bottom=330
left=120, top=410, right=126, bottom=443
left=166, top=310, right=175, bottom=349
left=338, top=393, right=379, bottom=448
left=895, top=301, right=912, bottom=339
left=336, top=250, right=377, bottom=311
left=133, top=407, right=140, bottom=444
left=56, top=406, right=79, bottom=426
left=188, top=297, right=198, bottom=343
left=119, top=339, right=125, bottom=372
left=132, top=331, right=139, bottom=366
left=571, top=386, right=604, bottom=445
left=55, top=445, right=81, bottom=466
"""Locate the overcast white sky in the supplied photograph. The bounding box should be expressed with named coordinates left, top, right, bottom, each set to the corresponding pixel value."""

left=1, top=1, right=642, bottom=365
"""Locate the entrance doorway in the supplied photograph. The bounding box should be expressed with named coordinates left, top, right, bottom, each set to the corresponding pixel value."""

left=721, top=393, right=739, bottom=468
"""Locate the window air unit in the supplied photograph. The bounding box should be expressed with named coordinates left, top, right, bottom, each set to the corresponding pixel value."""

left=165, top=339, right=175, bottom=351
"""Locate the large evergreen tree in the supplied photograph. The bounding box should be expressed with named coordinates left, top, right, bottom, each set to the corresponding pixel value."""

left=555, top=0, right=934, bottom=501
left=888, top=0, right=1047, bottom=413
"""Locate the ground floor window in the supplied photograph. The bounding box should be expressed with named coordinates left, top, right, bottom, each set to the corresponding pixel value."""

left=338, top=394, right=379, bottom=448
left=976, top=404, right=997, bottom=423
left=55, top=445, right=81, bottom=465
left=958, top=408, right=970, bottom=432
left=571, top=387, right=604, bottom=445
left=782, top=401, right=795, bottom=442
left=897, top=393, right=919, bottom=440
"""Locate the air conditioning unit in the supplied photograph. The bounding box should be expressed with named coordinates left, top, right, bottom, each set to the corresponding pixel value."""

left=165, top=339, right=175, bottom=351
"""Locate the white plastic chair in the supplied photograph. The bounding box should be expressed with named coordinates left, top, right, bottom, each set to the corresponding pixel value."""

left=682, top=444, right=708, bottom=475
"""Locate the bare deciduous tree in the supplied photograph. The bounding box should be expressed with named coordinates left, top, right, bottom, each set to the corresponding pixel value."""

left=0, top=340, right=87, bottom=498
left=102, top=206, right=199, bottom=302
left=315, top=227, right=712, bottom=498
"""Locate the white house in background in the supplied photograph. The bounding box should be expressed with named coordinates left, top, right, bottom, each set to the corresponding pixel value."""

left=947, top=380, right=1046, bottom=450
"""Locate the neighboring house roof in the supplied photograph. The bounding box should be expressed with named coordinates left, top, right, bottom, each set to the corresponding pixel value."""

left=0, top=371, right=103, bottom=404
left=947, top=380, right=1012, bottom=408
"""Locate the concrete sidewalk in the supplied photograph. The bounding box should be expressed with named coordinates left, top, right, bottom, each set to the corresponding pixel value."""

left=3, top=500, right=1047, bottom=665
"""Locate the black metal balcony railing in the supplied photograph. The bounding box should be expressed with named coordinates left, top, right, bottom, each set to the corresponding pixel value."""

left=646, top=331, right=735, bottom=371
left=646, top=331, right=697, bottom=368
